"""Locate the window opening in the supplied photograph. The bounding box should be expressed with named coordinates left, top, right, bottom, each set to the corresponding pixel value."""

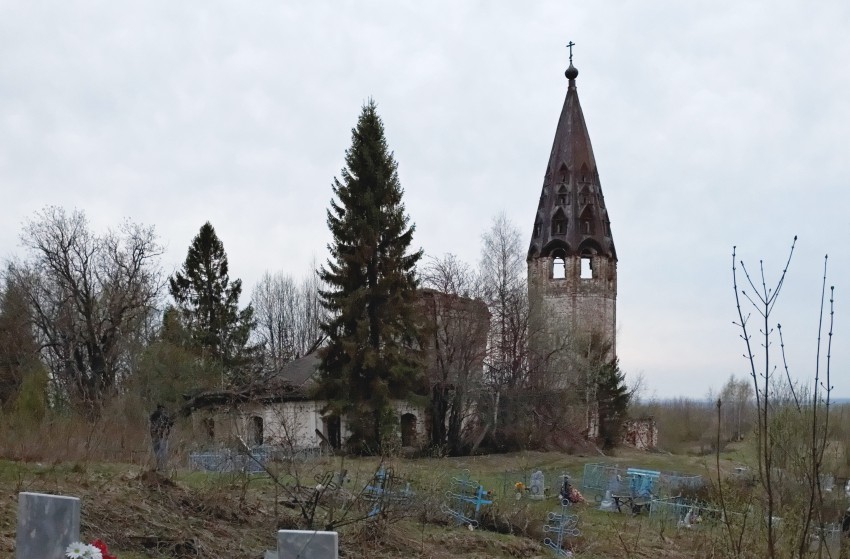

left=401, top=413, right=417, bottom=446
left=552, top=256, right=566, bottom=279
left=249, top=416, right=264, bottom=446
left=322, top=415, right=342, bottom=449
left=202, top=418, right=215, bottom=440
left=580, top=257, right=593, bottom=279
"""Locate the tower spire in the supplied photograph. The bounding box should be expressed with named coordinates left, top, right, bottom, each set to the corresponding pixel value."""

left=527, top=49, right=615, bottom=261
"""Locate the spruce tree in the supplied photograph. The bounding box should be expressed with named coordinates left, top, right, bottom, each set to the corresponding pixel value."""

left=318, top=100, right=423, bottom=454
left=169, top=222, right=256, bottom=383
left=596, top=359, right=631, bottom=449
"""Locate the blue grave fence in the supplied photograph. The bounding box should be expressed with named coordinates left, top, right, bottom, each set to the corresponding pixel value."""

left=581, top=463, right=704, bottom=503
left=189, top=448, right=268, bottom=473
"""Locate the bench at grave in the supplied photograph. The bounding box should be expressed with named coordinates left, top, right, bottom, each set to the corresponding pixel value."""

left=16, top=492, right=81, bottom=559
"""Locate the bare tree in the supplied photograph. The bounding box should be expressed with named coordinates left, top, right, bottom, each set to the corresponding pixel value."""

left=419, top=254, right=489, bottom=454
left=252, top=271, right=299, bottom=371
left=9, top=207, right=163, bottom=415
left=477, top=213, right=533, bottom=447
left=728, top=239, right=835, bottom=558
left=716, top=374, right=754, bottom=442
left=251, top=264, right=326, bottom=374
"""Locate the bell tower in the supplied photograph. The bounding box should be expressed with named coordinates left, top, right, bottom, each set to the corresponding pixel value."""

left=527, top=48, right=617, bottom=389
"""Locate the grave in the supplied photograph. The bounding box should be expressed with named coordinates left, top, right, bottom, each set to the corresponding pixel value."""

left=529, top=470, right=545, bottom=500
left=276, top=529, right=339, bottom=559
left=542, top=498, right=580, bottom=557
left=442, top=470, right=493, bottom=528
left=16, top=492, right=81, bottom=559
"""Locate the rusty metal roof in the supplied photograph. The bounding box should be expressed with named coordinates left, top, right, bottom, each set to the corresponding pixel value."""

left=528, top=63, right=616, bottom=261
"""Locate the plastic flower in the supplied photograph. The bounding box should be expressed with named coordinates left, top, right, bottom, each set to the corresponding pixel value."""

left=66, top=541, right=110, bottom=559
left=66, top=542, right=87, bottom=559
left=91, top=539, right=116, bottom=559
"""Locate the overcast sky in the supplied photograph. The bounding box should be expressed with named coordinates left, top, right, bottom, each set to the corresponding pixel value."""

left=2, top=1, right=849, bottom=399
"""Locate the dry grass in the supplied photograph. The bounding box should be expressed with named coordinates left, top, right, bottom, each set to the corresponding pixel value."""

left=0, top=440, right=760, bottom=559
left=3, top=404, right=821, bottom=559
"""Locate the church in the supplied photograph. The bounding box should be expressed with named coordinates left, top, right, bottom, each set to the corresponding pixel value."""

left=187, top=49, right=631, bottom=453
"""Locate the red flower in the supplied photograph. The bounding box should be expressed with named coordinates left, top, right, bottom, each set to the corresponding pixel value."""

left=91, top=539, right=117, bottom=559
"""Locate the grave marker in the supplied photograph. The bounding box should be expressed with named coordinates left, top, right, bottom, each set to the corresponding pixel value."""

left=277, top=529, right=338, bottom=559
left=529, top=470, right=545, bottom=500
left=16, top=492, right=81, bottom=559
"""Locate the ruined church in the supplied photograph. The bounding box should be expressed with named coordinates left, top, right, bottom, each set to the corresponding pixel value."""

left=187, top=51, right=632, bottom=453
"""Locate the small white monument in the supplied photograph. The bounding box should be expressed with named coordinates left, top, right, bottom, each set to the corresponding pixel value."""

left=16, top=492, right=81, bottom=559
left=277, top=529, right=339, bottom=559
left=529, top=470, right=545, bottom=500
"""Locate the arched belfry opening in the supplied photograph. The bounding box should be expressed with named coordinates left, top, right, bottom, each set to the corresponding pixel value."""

left=580, top=252, right=593, bottom=279
left=552, top=250, right=566, bottom=279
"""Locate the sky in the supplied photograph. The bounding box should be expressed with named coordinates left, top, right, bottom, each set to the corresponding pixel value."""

left=2, top=1, right=849, bottom=399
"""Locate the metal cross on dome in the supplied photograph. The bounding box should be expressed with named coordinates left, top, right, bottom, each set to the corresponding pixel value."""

left=566, top=41, right=575, bottom=64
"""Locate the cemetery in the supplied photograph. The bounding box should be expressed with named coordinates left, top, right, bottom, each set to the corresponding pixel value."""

left=6, top=442, right=846, bottom=558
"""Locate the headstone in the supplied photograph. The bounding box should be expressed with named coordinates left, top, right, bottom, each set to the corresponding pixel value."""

left=599, top=489, right=616, bottom=511
left=16, top=492, right=81, bottom=559
left=277, top=529, right=338, bottom=559
left=529, top=470, right=545, bottom=500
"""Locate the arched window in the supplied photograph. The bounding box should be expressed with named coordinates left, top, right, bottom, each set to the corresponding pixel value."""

left=580, top=256, right=593, bottom=279
left=552, top=249, right=566, bottom=279
left=551, top=209, right=567, bottom=235
left=552, top=256, right=566, bottom=279
left=533, top=220, right=542, bottom=237
left=322, top=415, right=341, bottom=450
left=559, top=165, right=570, bottom=184
left=557, top=185, right=568, bottom=206
left=249, top=416, right=264, bottom=447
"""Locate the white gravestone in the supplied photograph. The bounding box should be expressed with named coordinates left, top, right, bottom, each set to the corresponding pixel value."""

left=277, top=529, right=339, bottom=559
left=529, top=470, right=545, bottom=500
left=16, top=492, right=81, bottom=559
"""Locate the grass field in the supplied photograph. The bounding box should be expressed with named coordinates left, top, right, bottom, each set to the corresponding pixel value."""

left=1, top=444, right=771, bottom=558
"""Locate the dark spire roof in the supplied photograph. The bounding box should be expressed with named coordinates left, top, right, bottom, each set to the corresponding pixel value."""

left=528, top=61, right=616, bottom=261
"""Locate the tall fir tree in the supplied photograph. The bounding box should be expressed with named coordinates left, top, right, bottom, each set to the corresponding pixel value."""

left=318, top=100, right=423, bottom=454
left=169, top=222, right=256, bottom=384
left=596, top=358, right=631, bottom=449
